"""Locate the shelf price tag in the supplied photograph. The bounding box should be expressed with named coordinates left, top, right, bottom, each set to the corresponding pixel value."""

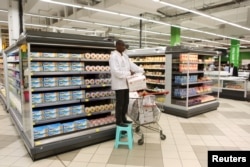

left=87, top=113, right=91, bottom=116
left=96, top=128, right=100, bottom=132
left=85, top=99, right=89, bottom=102
left=86, top=85, right=91, bottom=88
left=102, top=84, right=106, bottom=87
left=32, top=105, right=35, bottom=108
left=35, top=141, right=42, bottom=146
left=20, top=44, right=27, bottom=52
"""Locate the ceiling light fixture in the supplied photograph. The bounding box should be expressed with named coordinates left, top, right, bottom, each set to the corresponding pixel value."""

left=83, top=6, right=119, bottom=15
left=0, top=9, right=7, bottom=12
left=24, top=13, right=229, bottom=47
left=153, top=0, right=250, bottom=31
left=40, top=0, right=250, bottom=44
left=26, top=13, right=61, bottom=19
left=40, top=0, right=81, bottom=8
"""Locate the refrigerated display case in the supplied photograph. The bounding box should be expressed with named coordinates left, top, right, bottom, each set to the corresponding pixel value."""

left=4, top=31, right=116, bottom=160
left=128, top=46, right=220, bottom=118
left=205, top=71, right=249, bottom=100
left=163, top=46, right=220, bottom=118
left=0, top=51, right=7, bottom=107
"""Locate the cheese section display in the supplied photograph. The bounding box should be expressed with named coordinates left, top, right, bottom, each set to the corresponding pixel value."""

left=4, top=31, right=116, bottom=160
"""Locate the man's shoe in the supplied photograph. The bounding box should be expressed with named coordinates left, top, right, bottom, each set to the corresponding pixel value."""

left=116, top=123, right=128, bottom=127
left=123, top=120, right=133, bottom=124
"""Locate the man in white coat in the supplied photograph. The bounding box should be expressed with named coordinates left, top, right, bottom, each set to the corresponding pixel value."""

left=109, top=40, right=144, bottom=127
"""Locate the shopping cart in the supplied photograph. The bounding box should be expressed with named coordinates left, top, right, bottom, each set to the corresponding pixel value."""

left=128, top=91, right=168, bottom=145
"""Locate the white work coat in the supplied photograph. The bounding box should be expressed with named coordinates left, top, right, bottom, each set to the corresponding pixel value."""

left=109, top=50, right=144, bottom=90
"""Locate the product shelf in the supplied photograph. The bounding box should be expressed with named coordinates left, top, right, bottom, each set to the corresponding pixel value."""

left=4, top=31, right=116, bottom=160
left=128, top=46, right=220, bottom=118
left=81, top=59, right=109, bottom=62
left=145, top=74, right=165, bottom=77
left=133, top=61, right=165, bottom=63
left=7, top=60, right=19, bottom=63
left=173, top=91, right=213, bottom=99
left=81, top=84, right=111, bottom=89
left=30, top=57, right=81, bottom=62
left=173, top=80, right=212, bottom=86
left=8, top=67, right=20, bottom=72
left=32, top=100, right=81, bottom=108
left=31, top=72, right=81, bottom=76
left=8, top=75, right=21, bottom=82
left=81, top=71, right=110, bottom=74
left=34, top=124, right=115, bottom=146
left=82, top=96, right=115, bottom=102
left=172, top=71, right=204, bottom=74
left=143, top=68, right=165, bottom=70
left=9, top=82, right=21, bottom=91
left=146, top=82, right=165, bottom=85
left=32, top=86, right=81, bottom=92
left=33, top=110, right=113, bottom=126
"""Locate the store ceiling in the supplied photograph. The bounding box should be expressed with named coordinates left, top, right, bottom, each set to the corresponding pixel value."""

left=0, top=0, right=250, bottom=50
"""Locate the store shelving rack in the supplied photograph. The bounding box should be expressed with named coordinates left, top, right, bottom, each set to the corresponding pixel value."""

left=128, top=46, right=221, bottom=118
left=127, top=47, right=166, bottom=93
left=163, top=46, right=220, bottom=118
left=0, top=50, right=7, bottom=107
left=4, top=31, right=116, bottom=160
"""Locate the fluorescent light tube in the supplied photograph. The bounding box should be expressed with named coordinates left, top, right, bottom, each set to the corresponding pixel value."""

left=40, top=0, right=82, bottom=8
left=83, top=6, right=119, bottom=15
left=154, top=0, right=250, bottom=31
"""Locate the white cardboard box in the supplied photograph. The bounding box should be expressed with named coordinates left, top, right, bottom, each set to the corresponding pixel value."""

left=127, top=74, right=147, bottom=91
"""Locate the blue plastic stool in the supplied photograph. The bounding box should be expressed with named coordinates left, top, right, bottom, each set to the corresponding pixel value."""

left=114, top=124, right=133, bottom=150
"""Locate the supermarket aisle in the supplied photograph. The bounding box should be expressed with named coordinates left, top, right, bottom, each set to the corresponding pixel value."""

left=0, top=98, right=250, bottom=167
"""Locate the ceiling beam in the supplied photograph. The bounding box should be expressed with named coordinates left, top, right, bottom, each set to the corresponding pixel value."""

left=24, top=0, right=39, bottom=12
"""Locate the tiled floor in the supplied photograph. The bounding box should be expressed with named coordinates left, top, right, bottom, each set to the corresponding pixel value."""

left=0, top=98, right=250, bottom=167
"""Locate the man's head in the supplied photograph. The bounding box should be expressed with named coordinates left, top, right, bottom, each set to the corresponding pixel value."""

left=116, top=40, right=126, bottom=53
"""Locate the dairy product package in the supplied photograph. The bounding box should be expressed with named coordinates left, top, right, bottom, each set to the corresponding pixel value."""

left=58, top=77, right=71, bottom=86
left=71, top=76, right=83, bottom=86
left=44, top=92, right=58, bottom=102
left=59, top=91, right=72, bottom=101
left=47, top=123, right=62, bottom=136
left=32, top=93, right=44, bottom=104
left=43, top=53, right=57, bottom=58
left=34, top=126, right=48, bottom=139
left=58, top=106, right=71, bottom=117
left=44, top=108, right=57, bottom=119
left=32, top=110, right=44, bottom=121
left=72, top=105, right=84, bottom=115
left=30, top=52, right=42, bottom=58
left=72, top=90, right=85, bottom=100
left=43, top=77, right=58, bottom=87
left=62, top=122, right=75, bottom=133
left=74, top=119, right=88, bottom=130
left=31, top=78, right=43, bottom=88
left=57, top=53, right=71, bottom=58
left=57, top=62, right=71, bottom=72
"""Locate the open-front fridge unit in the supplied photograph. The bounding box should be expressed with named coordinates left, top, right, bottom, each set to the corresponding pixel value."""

left=164, top=46, right=220, bottom=118
left=127, top=47, right=167, bottom=103
left=128, top=46, right=220, bottom=118
left=0, top=51, right=7, bottom=107
left=4, top=31, right=116, bottom=160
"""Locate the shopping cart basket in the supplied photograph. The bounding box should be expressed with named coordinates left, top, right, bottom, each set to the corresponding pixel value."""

left=128, top=91, right=168, bottom=145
